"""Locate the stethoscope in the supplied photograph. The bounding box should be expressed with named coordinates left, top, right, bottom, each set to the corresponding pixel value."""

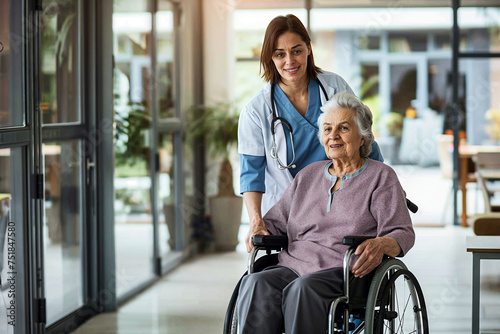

left=269, top=79, right=328, bottom=170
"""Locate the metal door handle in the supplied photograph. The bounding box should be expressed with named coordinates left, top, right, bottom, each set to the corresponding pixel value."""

left=86, top=158, right=95, bottom=185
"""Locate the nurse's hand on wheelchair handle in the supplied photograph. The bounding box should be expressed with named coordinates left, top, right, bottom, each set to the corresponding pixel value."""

left=246, top=219, right=270, bottom=253
left=352, top=237, right=401, bottom=278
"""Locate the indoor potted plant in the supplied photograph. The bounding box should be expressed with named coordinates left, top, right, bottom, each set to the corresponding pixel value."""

left=186, top=103, right=242, bottom=251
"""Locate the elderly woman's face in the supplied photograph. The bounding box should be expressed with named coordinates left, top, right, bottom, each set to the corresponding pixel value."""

left=321, top=108, right=364, bottom=161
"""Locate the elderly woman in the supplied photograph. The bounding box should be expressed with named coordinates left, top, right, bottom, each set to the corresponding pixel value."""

left=237, top=92, right=415, bottom=334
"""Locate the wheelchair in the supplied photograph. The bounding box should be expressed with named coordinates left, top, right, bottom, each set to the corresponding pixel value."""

left=223, top=234, right=428, bottom=334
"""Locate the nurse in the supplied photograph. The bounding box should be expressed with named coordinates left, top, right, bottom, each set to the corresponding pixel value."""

left=238, top=14, right=384, bottom=252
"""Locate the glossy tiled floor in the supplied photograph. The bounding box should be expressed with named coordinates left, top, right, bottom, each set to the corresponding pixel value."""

left=69, top=225, right=500, bottom=334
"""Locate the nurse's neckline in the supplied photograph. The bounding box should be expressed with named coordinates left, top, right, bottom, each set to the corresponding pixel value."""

left=277, top=75, right=310, bottom=99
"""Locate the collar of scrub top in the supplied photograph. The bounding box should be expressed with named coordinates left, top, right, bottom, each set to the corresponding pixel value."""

left=269, top=78, right=328, bottom=170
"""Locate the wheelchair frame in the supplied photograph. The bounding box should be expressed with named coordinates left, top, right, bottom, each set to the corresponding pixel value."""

left=224, top=235, right=428, bottom=334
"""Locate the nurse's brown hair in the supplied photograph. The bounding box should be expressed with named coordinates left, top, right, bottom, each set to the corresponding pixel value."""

left=260, top=14, right=321, bottom=84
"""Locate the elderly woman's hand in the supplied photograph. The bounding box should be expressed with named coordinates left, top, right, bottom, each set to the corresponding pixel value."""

left=351, top=237, right=401, bottom=278
left=245, top=217, right=270, bottom=253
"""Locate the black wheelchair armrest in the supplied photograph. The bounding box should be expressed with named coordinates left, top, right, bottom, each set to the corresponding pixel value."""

left=252, top=235, right=288, bottom=251
left=342, top=236, right=375, bottom=247
left=248, top=235, right=288, bottom=273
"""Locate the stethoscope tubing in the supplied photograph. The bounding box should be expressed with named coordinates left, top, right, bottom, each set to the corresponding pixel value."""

left=270, top=79, right=327, bottom=170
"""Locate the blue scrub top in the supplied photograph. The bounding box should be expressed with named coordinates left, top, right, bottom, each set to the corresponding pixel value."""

left=276, top=79, right=325, bottom=177
left=240, top=79, right=384, bottom=194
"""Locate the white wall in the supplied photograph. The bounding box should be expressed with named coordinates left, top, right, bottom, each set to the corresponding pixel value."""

left=202, top=0, right=235, bottom=105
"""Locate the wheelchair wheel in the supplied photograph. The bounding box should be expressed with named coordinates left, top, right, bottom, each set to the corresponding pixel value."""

left=364, top=259, right=428, bottom=334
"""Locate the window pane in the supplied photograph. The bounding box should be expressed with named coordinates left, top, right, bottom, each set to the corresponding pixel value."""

left=235, top=30, right=264, bottom=59
left=43, top=141, right=84, bottom=324
left=433, top=31, right=468, bottom=52
left=234, top=61, right=261, bottom=112
left=458, top=7, right=500, bottom=53
left=159, top=134, right=175, bottom=253
left=360, top=64, right=380, bottom=135
left=428, top=59, right=453, bottom=116
left=434, top=32, right=452, bottom=51
left=113, top=1, right=155, bottom=296
left=157, top=11, right=175, bottom=118
left=390, top=63, right=417, bottom=164
left=41, top=0, right=81, bottom=124
left=462, top=58, right=500, bottom=145
left=390, top=64, right=417, bottom=116
left=358, top=35, right=380, bottom=51
left=0, top=147, right=28, bottom=334
left=0, top=1, right=24, bottom=127
left=428, top=58, right=456, bottom=166
left=389, top=32, right=427, bottom=53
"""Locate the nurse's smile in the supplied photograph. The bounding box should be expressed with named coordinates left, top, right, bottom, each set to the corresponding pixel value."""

left=284, top=67, right=300, bottom=74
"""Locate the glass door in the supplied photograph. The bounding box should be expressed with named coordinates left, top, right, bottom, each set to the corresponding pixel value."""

left=0, top=3, right=24, bottom=127
left=0, top=1, right=32, bottom=333
left=41, top=141, right=85, bottom=324
left=40, top=0, right=88, bottom=326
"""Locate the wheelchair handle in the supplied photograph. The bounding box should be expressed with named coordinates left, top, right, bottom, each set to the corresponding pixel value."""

left=406, top=198, right=418, bottom=213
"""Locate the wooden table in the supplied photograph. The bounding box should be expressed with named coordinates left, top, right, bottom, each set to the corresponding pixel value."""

left=459, top=145, right=500, bottom=227
left=466, top=236, right=500, bottom=334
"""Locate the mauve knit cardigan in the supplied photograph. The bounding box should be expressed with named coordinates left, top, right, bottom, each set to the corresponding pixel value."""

left=264, top=158, right=415, bottom=276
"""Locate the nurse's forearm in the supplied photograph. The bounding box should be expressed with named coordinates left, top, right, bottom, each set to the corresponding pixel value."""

left=243, top=191, right=269, bottom=252
left=243, top=191, right=264, bottom=226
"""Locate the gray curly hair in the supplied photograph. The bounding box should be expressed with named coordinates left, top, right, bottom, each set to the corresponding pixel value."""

left=317, top=91, right=374, bottom=157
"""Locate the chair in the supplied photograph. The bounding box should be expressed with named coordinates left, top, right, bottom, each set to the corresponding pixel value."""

left=475, top=152, right=500, bottom=213
left=224, top=234, right=428, bottom=334
left=472, top=152, right=500, bottom=235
